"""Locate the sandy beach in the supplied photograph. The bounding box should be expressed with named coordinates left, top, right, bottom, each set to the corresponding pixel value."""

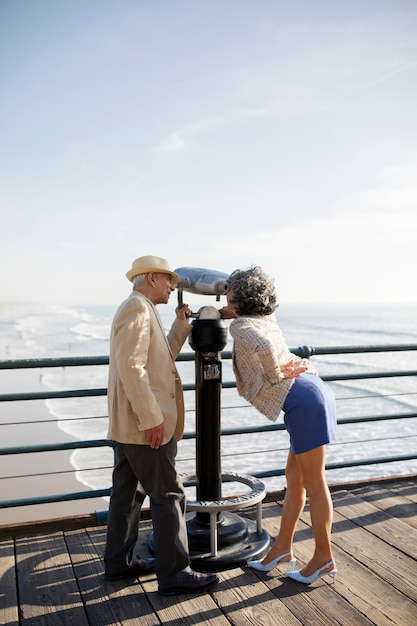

left=0, top=365, right=110, bottom=527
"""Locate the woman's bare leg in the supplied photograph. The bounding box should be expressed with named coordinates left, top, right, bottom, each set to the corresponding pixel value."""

left=294, top=444, right=334, bottom=576
left=262, top=451, right=306, bottom=564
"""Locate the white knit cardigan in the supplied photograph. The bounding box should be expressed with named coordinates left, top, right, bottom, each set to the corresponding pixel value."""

left=229, top=314, right=317, bottom=422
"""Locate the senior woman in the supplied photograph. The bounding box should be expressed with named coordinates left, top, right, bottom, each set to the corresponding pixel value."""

left=220, top=266, right=337, bottom=584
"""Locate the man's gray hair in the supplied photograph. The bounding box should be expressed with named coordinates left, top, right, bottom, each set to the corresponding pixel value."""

left=132, top=273, right=148, bottom=289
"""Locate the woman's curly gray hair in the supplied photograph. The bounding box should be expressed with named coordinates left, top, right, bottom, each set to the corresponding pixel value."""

left=227, top=266, right=278, bottom=316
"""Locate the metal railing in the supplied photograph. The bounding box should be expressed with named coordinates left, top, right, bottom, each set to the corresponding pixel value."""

left=1, top=345, right=417, bottom=516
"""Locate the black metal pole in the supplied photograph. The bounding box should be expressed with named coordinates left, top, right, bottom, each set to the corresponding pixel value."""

left=194, top=350, right=222, bottom=502
left=189, top=311, right=227, bottom=523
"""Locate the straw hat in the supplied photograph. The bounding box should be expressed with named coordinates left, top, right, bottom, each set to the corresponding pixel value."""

left=126, top=255, right=180, bottom=284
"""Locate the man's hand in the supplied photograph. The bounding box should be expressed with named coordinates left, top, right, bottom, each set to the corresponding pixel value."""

left=145, top=424, right=165, bottom=449
left=176, top=303, right=192, bottom=320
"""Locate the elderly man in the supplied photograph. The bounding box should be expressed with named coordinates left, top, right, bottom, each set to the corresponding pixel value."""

left=104, top=255, right=219, bottom=596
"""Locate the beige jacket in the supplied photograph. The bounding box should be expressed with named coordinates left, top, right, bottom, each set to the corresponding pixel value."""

left=107, top=291, right=192, bottom=445
left=230, top=314, right=317, bottom=422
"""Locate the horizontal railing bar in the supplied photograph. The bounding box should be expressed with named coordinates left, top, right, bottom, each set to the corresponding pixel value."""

left=337, top=412, right=417, bottom=424
left=0, top=439, right=112, bottom=455
left=322, top=371, right=417, bottom=382
left=226, top=345, right=417, bottom=359
left=2, top=410, right=416, bottom=456
left=1, top=414, right=110, bottom=427
left=0, top=488, right=111, bottom=509
left=214, top=432, right=417, bottom=461
left=2, top=369, right=417, bottom=403
left=203, top=412, right=417, bottom=438
left=1, top=465, right=114, bottom=481
left=0, top=388, right=108, bottom=402
left=2, top=451, right=416, bottom=510
left=4, top=395, right=415, bottom=427
left=0, top=356, right=110, bottom=369
left=294, top=344, right=417, bottom=356
left=1, top=343, right=417, bottom=371
left=252, top=452, right=417, bottom=479
left=224, top=370, right=417, bottom=388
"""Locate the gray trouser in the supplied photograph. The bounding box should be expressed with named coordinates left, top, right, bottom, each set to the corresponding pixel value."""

left=104, top=438, right=190, bottom=587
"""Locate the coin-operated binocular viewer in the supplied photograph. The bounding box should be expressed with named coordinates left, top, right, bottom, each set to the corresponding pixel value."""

left=176, top=266, right=229, bottom=312
left=174, top=267, right=270, bottom=570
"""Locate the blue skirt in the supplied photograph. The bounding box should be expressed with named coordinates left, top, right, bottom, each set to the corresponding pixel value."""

left=283, top=373, right=337, bottom=454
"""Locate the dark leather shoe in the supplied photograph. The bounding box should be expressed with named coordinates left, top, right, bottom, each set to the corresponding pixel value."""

left=158, top=568, right=219, bottom=596
left=104, top=558, right=156, bottom=580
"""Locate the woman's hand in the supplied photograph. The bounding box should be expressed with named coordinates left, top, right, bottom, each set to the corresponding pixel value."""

left=280, top=359, right=308, bottom=379
left=219, top=306, right=237, bottom=319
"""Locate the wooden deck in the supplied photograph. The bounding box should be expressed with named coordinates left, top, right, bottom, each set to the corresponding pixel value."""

left=1, top=476, right=417, bottom=625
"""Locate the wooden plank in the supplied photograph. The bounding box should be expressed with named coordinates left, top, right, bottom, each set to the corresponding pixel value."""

left=0, top=538, right=19, bottom=626
left=328, top=494, right=417, bottom=602
left=15, top=531, right=89, bottom=625
left=328, top=544, right=417, bottom=626
left=328, top=492, right=417, bottom=625
left=287, top=518, right=417, bottom=626
left=85, top=525, right=108, bottom=553
left=352, top=483, right=417, bottom=529
left=272, top=578, right=375, bottom=626
left=353, top=480, right=417, bottom=505
left=65, top=528, right=159, bottom=626
left=332, top=489, right=417, bottom=555
left=86, top=522, right=228, bottom=625
left=0, top=513, right=100, bottom=540
left=262, top=496, right=417, bottom=626
left=142, top=574, right=230, bottom=625
left=132, top=518, right=228, bottom=625
left=259, top=514, right=375, bottom=626
left=394, top=478, right=417, bottom=503
left=87, top=522, right=153, bottom=564
left=213, top=566, right=303, bottom=626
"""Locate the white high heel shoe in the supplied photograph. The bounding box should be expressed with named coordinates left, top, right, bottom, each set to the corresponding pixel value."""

left=286, top=560, right=337, bottom=584
left=247, top=551, right=296, bottom=572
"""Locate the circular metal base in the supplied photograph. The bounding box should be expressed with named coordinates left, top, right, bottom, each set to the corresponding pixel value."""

left=147, top=512, right=271, bottom=572
left=186, top=512, right=272, bottom=571
left=186, top=511, right=248, bottom=548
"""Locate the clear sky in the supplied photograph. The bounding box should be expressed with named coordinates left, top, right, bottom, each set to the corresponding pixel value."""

left=1, top=0, right=417, bottom=306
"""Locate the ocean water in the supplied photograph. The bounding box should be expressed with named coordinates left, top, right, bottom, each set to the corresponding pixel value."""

left=1, top=299, right=417, bottom=501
